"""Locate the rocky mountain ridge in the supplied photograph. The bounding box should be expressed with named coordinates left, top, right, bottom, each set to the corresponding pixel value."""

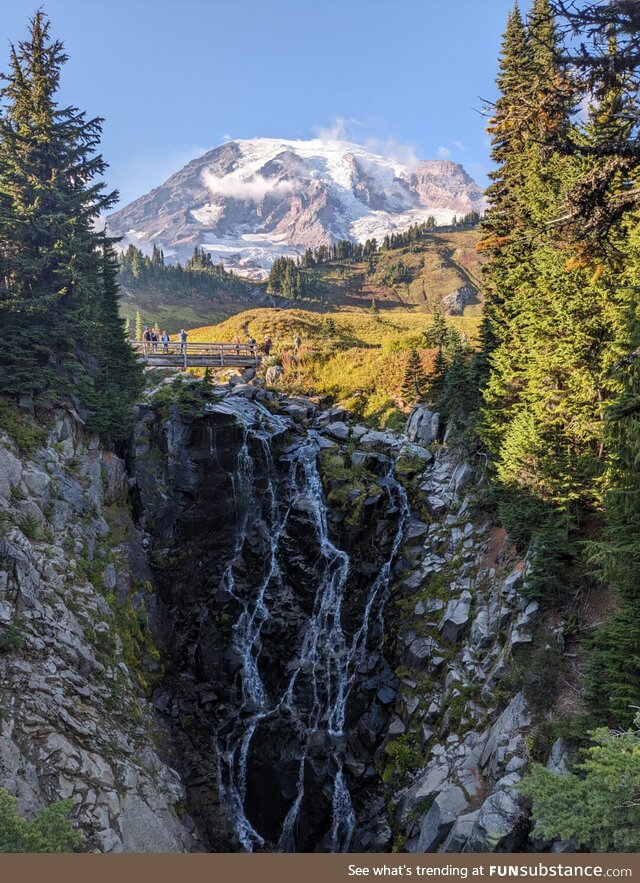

left=107, top=139, right=486, bottom=278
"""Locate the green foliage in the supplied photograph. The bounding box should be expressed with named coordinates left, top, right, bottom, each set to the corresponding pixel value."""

left=151, top=376, right=215, bottom=419
left=401, top=349, right=428, bottom=403
left=383, top=734, right=423, bottom=782
left=0, top=618, right=25, bottom=654
left=0, top=399, right=45, bottom=454
left=380, top=259, right=408, bottom=287
left=519, top=725, right=640, bottom=852
left=20, top=514, right=41, bottom=541
left=0, top=788, right=83, bottom=853
left=318, top=448, right=381, bottom=528
left=474, top=0, right=640, bottom=732
left=0, top=13, right=142, bottom=438
left=120, top=244, right=251, bottom=305
left=266, top=257, right=304, bottom=299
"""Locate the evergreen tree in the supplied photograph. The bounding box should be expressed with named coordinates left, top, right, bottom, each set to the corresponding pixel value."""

left=0, top=12, right=117, bottom=404
left=583, top=219, right=640, bottom=727
left=84, top=237, right=143, bottom=437
left=477, top=4, right=536, bottom=365
left=520, top=724, right=640, bottom=852
left=135, top=309, right=143, bottom=340
left=401, top=349, right=428, bottom=403
left=0, top=13, right=142, bottom=437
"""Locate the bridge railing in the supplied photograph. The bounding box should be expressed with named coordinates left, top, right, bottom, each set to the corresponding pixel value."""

left=130, top=340, right=260, bottom=368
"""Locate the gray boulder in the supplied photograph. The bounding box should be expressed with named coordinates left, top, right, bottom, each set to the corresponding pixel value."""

left=406, top=636, right=443, bottom=669
left=417, top=784, right=469, bottom=852
left=470, top=609, right=493, bottom=649
left=439, top=592, right=472, bottom=643
left=0, top=447, right=23, bottom=501
left=480, top=691, right=531, bottom=777
left=441, top=810, right=479, bottom=852
left=427, top=496, right=448, bottom=517
left=465, top=790, right=528, bottom=852
left=546, top=738, right=571, bottom=775
left=323, top=421, right=350, bottom=441
left=405, top=406, right=440, bottom=446
left=359, top=430, right=400, bottom=453
left=265, top=365, right=284, bottom=384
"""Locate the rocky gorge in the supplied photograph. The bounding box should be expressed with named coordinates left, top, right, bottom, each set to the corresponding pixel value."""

left=0, top=374, right=572, bottom=853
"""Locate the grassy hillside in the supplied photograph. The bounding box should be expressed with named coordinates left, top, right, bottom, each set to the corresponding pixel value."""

left=117, top=245, right=264, bottom=333
left=119, top=229, right=485, bottom=334
left=186, top=306, right=482, bottom=429
left=300, top=229, right=484, bottom=313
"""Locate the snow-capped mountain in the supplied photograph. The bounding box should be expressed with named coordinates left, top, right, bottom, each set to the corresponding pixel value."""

left=107, top=138, right=486, bottom=279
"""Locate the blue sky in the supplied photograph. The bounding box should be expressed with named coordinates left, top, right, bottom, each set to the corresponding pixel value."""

left=1, top=0, right=529, bottom=207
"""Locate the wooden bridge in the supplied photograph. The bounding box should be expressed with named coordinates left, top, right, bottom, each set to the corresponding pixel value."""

left=131, top=341, right=260, bottom=370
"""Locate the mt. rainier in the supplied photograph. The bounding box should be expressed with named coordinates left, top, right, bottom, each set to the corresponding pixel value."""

left=107, top=138, right=486, bottom=278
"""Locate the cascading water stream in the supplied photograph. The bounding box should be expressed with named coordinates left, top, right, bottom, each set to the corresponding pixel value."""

left=203, top=403, right=409, bottom=853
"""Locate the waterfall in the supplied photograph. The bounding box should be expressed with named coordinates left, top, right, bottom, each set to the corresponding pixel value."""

left=200, top=401, right=408, bottom=852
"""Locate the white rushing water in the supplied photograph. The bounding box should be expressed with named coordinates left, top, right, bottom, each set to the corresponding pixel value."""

left=208, top=407, right=408, bottom=852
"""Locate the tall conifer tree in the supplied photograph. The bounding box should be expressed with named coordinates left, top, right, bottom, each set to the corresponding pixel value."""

left=0, top=12, right=142, bottom=435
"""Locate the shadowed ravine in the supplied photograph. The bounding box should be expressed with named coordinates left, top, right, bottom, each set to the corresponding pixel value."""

left=132, top=398, right=407, bottom=851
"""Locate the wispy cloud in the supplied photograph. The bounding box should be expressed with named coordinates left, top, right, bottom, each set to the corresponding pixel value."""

left=313, top=117, right=421, bottom=169
left=364, top=136, right=420, bottom=170
left=438, top=145, right=451, bottom=158
left=203, top=170, right=295, bottom=202
left=314, top=116, right=364, bottom=141
left=453, top=139, right=466, bottom=151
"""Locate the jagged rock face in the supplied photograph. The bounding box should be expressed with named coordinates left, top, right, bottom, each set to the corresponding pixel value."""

left=130, top=398, right=406, bottom=851
left=0, top=411, right=196, bottom=853
left=0, top=391, right=570, bottom=856
left=107, top=138, right=486, bottom=278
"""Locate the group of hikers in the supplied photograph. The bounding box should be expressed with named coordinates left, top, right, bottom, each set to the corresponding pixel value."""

left=234, top=334, right=278, bottom=357
left=140, top=325, right=303, bottom=361
left=141, top=327, right=188, bottom=354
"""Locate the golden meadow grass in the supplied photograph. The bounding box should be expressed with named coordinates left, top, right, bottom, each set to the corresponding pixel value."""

left=184, top=307, right=482, bottom=429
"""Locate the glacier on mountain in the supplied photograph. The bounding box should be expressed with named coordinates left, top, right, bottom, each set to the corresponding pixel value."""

left=107, top=137, right=486, bottom=279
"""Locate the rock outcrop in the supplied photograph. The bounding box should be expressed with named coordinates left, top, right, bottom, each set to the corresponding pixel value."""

left=0, top=387, right=563, bottom=855
left=0, top=410, right=196, bottom=852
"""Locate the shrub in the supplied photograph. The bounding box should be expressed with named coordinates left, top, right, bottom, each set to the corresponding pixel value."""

left=519, top=725, right=640, bottom=852
left=0, top=788, right=83, bottom=853
left=0, top=619, right=26, bottom=654
left=20, top=514, right=41, bottom=541
left=0, top=399, right=46, bottom=455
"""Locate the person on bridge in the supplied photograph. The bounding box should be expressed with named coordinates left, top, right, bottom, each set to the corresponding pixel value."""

left=150, top=330, right=158, bottom=353
left=248, top=336, right=257, bottom=356
left=142, top=327, right=151, bottom=355
left=233, top=334, right=240, bottom=355
left=180, top=329, right=188, bottom=353
left=161, top=331, right=169, bottom=353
